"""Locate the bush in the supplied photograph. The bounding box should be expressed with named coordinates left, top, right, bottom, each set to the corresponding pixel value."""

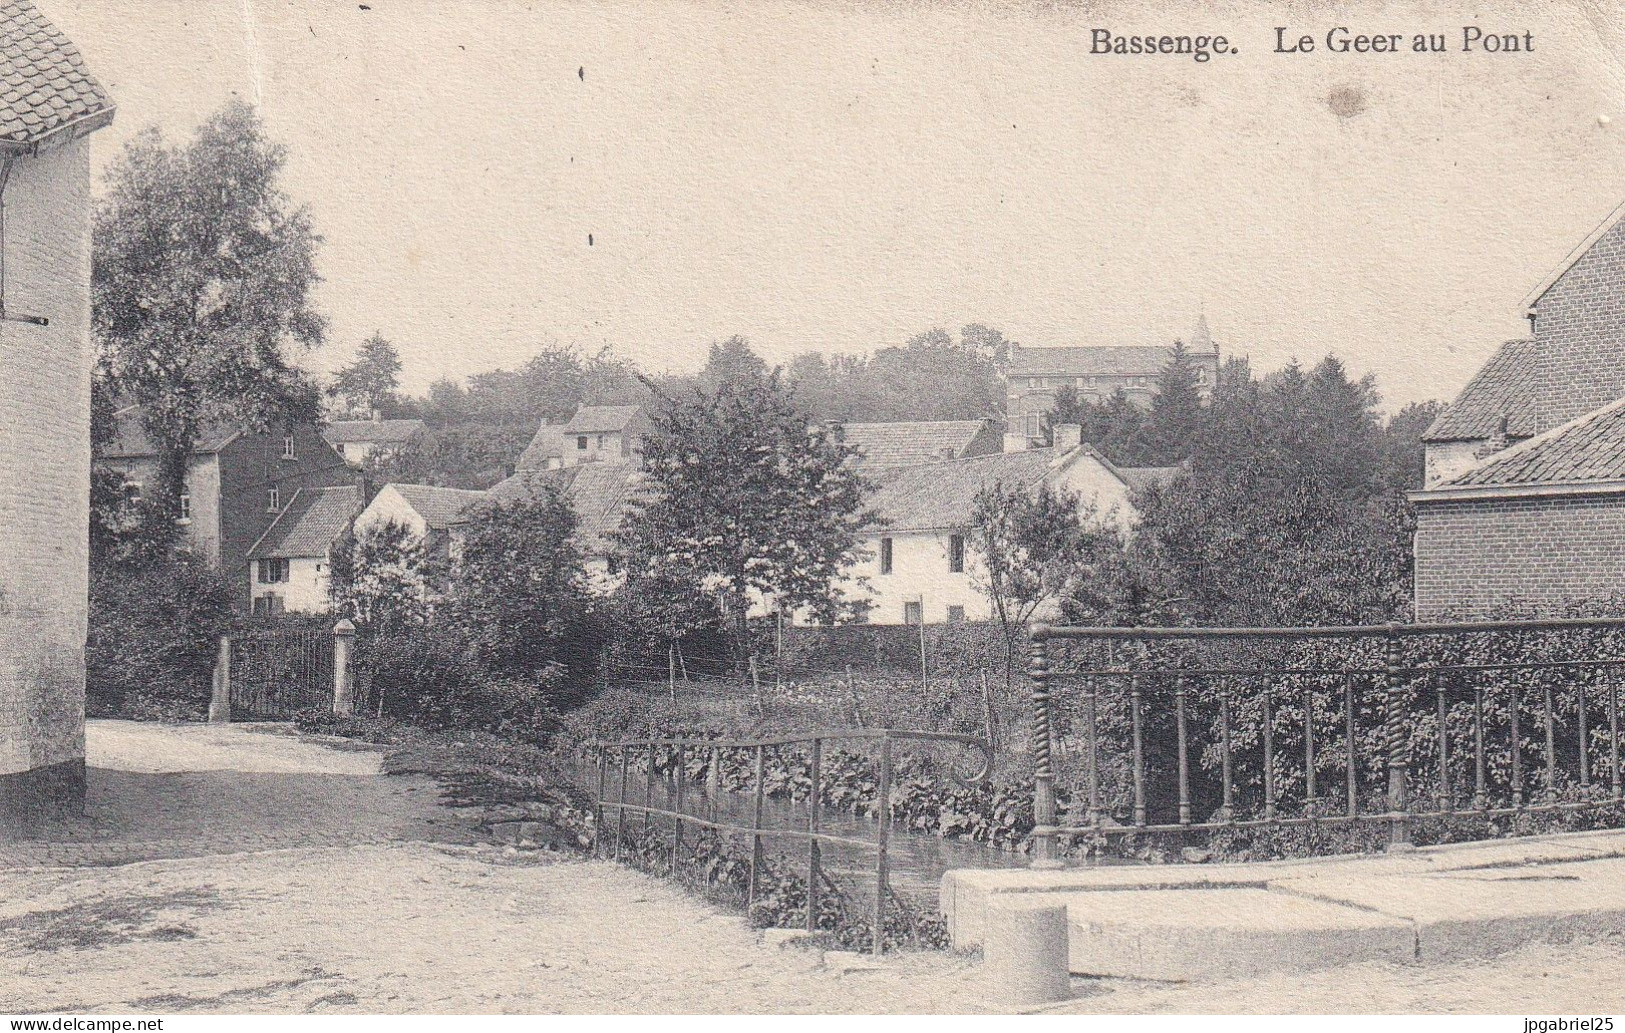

left=86, top=552, right=237, bottom=719
left=356, top=624, right=565, bottom=744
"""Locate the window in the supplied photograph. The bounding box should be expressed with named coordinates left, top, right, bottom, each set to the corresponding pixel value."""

left=903, top=601, right=922, bottom=626
left=268, top=487, right=280, bottom=512
left=879, top=537, right=893, bottom=575
left=178, top=492, right=192, bottom=523
left=1026, top=413, right=1040, bottom=438
left=123, top=479, right=142, bottom=502
left=252, top=593, right=285, bottom=618
left=597, top=433, right=606, bottom=447
left=336, top=442, right=347, bottom=457
left=948, top=534, right=965, bottom=573
left=947, top=605, right=966, bottom=623
left=256, top=558, right=289, bottom=584
left=577, top=435, right=588, bottom=451
left=281, top=435, right=296, bottom=460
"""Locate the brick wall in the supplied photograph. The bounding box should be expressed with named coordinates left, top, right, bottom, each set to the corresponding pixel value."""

left=0, top=138, right=94, bottom=819
left=1413, top=492, right=1625, bottom=616
left=1529, top=217, right=1625, bottom=430
left=219, top=425, right=354, bottom=608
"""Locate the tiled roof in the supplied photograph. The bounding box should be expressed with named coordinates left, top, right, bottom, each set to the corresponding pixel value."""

left=99, top=405, right=240, bottom=459
left=389, top=483, right=485, bottom=529
left=321, top=419, right=424, bottom=445
left=517, top=420, right=566, bottom=470
left=868, top=448, right=1070, bottom=532
left=1436, top=397, right=1625, bottom=490
left=836, top=420, right=1000, bottom=468
left=248, top=486, right=361, bottom=560
left=477, top=462, right=643, bottom=554
left=1008, top=344, right=1216, bottom=377
left=1423, top=339, right=1543, bottom=443
left=561, top=405, right=643, bottom=434
left=0, top=1, right=113, bottom=149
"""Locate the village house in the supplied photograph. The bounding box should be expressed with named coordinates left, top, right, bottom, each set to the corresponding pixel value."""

left=837, top=426, right=1179, bottom=625
left=517, top=404, right=649, bottom=474
left=0, top=0, right=115, bottom=825
left=1412, top=197, right=1625, bottom=615
left=1004, top=316, right=1220, bottom=448
left=352, top=482, right=487, bottom=560
left=245, top=485, right=364, bottom=615
left=96, top=406, right=356, bottom=608
left=322, top=415, right=424, bottom=468
left=470, top=462, right=642, bottom=588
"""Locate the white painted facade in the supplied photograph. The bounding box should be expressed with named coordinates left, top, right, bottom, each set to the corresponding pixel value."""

left=354, top=484, right=431, bottom=540
left=251, top=555, right=333, bottom=614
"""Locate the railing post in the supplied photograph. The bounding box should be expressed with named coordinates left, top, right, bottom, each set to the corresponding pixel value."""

left=331, top=619, right=356, bottom=716
left=1384, top=625, right=1413, bottom=851
left=209, top=634, right=232, bottom=723
left=807, top=737, right=822, bottom=934
left=874, top=733, right=893, bottom=956
left=1028, top=625, right=1061, bottom=869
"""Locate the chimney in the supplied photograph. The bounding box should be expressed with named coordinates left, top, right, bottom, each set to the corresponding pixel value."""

left=823, top=419, right=845, bottom=444
left=355, top=474, right=374, bottom=504
left=1053, top=424, right=1083, bottom=451
left=1476, top=415, right=1510, bottom=459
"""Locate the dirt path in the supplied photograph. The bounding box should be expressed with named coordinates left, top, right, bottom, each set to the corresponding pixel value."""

left=2, top=721, right=1623, bottom=1014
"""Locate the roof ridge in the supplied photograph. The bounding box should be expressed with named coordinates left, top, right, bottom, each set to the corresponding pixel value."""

left=1438, top=393, right=1625, bottom=487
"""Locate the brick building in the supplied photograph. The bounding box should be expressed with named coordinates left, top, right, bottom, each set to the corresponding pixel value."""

left=1003, top=316, right=1220, bottom=447
left=0, top=1, right=115, bottom=827
left=97, top=407, right=357, bottom=608
left=1413, top=198, right=1625, bottom=615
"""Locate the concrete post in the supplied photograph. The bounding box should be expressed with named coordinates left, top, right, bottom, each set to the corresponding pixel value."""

left=332, top=618, right=356, bottom=716
left=983, top=901, right=1071, bottom=1009
left=208, top=635, right=231, bottom=723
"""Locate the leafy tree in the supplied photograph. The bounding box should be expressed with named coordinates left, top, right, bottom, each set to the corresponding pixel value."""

left=328, top=519, right=435, bottom=633
left=93, top=100, right=325, bottom=534
left=969, top=482, right=1106, bottom=686
left=330, top=331, right=403, bottom=416
left=612, top=358, right=875, bottom=669
left=361, top=424, right=529, bottom=490
left=782, top=324, right=1009, bottom=423
left=698, top=334, right=769, bottom=392
left=448, top=490, right=596, bottom=682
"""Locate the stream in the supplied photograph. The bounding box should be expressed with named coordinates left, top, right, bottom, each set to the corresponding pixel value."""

left=564, top=758, right=1030, bottom=901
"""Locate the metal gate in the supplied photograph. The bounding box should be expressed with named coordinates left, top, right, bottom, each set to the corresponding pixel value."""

left=230, top=624, right=335, bottom=720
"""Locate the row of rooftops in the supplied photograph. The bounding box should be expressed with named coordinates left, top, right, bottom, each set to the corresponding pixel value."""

left=1416, top=198, right=1625, bottom=501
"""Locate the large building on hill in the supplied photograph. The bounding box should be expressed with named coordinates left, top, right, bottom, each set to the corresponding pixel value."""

left=1413, top=198, right=1625, bottom=616
left=1004, top=316, right=1220, bottom=447
left=0, top=0, right=115, bottom=826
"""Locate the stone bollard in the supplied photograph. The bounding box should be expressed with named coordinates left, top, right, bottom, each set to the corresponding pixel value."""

left=332, top=619, right=356, bottom=716
left=208, top=635, right=231, bottom=724
left=982, top=901, right=1071, bottom=1010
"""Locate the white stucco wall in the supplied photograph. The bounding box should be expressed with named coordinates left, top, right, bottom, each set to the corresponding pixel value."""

left=252, top=555, right=334, bottom=614
left=1424, top=440, right=1493, bottom=488
left=353, top=484, right=430, bottom=540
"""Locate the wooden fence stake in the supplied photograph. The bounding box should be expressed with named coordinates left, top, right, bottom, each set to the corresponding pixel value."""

left=981, top=669, right=998, bottom=751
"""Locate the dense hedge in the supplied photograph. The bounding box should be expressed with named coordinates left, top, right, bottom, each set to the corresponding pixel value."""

left=86, top=553, right=237, bottom=720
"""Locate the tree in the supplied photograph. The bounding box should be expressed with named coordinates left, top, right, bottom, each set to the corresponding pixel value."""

left=330, top=331, right=403, bottom=416
left=612, top=357, right=875, bottom=670
left=969, top=482, right=1106, bottom=686
left=448, top=490, right=595, bottom=682
left=328, top=519, right=435, bottom=633
left=698, top=334, right=769, bottom=391
left=1140, top=339, right=1205, bottom=464
left=94, top=100, right=325, bottom=535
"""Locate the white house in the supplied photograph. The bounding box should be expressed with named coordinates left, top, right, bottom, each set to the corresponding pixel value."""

left=558, top=405, right=647, bottom=468
left=322, top=417, right=425, bottom=468
left=471, top=462, right=642, bottom=589
left=245, top=485, right=363, bottom=615
left=0, top=0, right=115, bottom=826
left=838, top=427, right=1178, bottom=625
left=353, top=482, right=486, bottom=557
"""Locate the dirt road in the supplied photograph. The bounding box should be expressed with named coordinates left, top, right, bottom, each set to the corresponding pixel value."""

left=1, top=720, right=1622, bottom=1014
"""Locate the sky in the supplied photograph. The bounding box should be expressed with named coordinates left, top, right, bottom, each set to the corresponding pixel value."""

left=41, top=0, right=1625, bottom=410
